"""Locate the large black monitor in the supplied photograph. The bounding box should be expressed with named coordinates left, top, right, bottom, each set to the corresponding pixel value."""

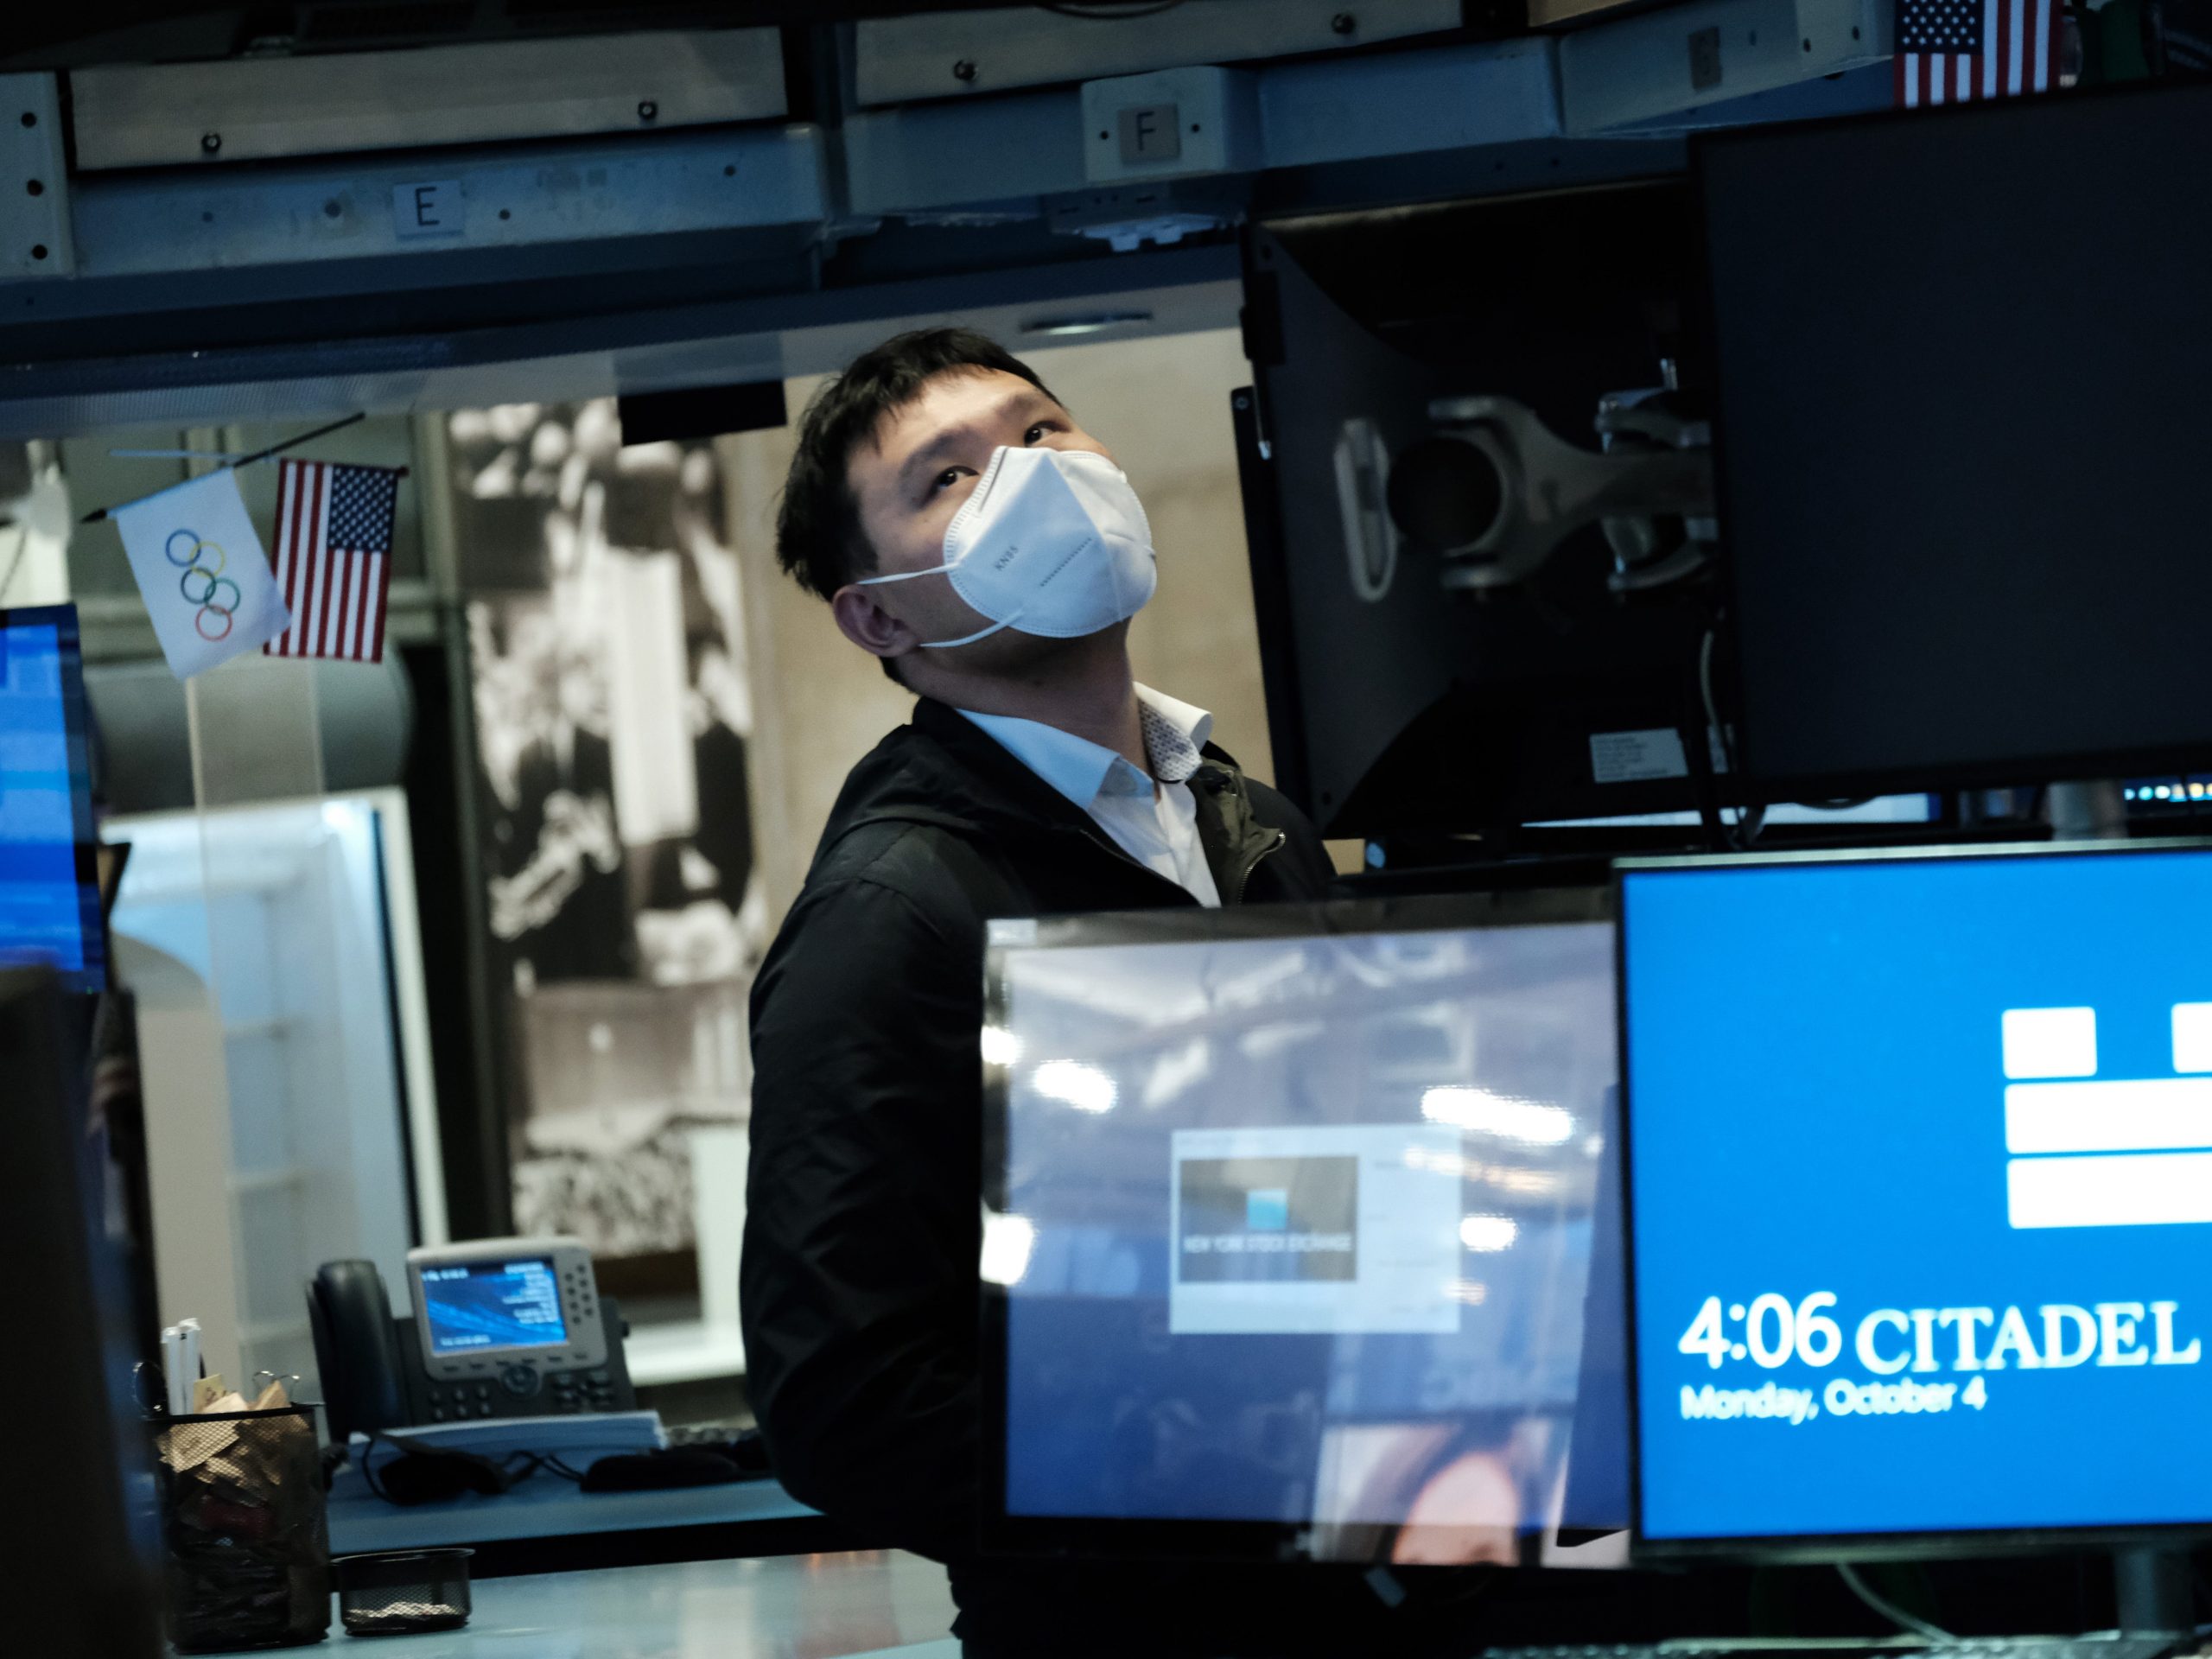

left=980, top=894, right=1628, bottom=1565
left=1239, top=186, right=1715, bottom=842
left=0, top=604, right=104, bottom=989
left=2, top=969, right=163, bottom=1653
left=1619, top=842, right=2212, bottom=1554
left=1703, top=84, right=2212, bottom=799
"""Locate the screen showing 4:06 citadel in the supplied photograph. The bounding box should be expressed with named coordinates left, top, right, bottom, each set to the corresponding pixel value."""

left=1623, top=848, right=2212, bottom=1544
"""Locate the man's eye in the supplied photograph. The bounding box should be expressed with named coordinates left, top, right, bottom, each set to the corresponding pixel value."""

left=931, top=467, right=964, bottom=493
left=1023, top=423, right=1052, bottom=445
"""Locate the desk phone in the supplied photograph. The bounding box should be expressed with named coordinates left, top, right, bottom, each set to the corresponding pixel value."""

left=309, top=1236, right=635, bottom=1442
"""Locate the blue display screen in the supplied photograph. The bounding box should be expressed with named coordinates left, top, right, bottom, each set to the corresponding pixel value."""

left=995, top=918, right=1627, bottom=1555
left=0, top=611, right=100, bottom=989
left=420, top=1258, right=569, bottom=1354
left=1623, top=849, right=2212, bottom=1542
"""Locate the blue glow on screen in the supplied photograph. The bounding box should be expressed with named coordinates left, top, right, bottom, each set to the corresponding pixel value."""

left=1624, top=849, right=2212, bottom=1541
left=0, top=617, right=97, bottom=984
left=996, top=921, right=1628, bottom=1543
left=421, top=1258, right=568, bottom=1354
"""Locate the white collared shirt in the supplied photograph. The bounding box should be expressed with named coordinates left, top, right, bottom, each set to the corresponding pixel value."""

left=959, top=684, right=1224, bottom=906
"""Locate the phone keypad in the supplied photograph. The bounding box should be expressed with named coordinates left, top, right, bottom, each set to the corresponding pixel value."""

left=422, top=1382, right=500, bottom=1421
left=420, top=1371, right=618, bottom=1419
left=549, top=1369, right=620, bottom=1414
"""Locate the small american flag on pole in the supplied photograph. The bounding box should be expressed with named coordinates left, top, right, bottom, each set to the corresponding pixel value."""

left=1897, top=0, right=2063, bottom=106
left=264, top=457, right=402, bottom=663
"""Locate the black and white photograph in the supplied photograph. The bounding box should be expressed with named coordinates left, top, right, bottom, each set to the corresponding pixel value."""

left=450, top=398, right=765, bottom=1262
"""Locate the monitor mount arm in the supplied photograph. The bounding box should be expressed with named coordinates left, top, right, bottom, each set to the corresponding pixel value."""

left=1385, top=393, right=1716, bottom=594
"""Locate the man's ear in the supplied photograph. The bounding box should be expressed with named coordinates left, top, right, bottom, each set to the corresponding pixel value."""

left=830, top=583, right=917, bottom=664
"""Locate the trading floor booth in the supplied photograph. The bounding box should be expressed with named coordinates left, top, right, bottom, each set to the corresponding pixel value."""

left=8, top=8, right=2212, bottom=1655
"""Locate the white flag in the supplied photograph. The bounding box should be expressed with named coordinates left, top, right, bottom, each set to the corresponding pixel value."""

left=114, top=469, right=291, bottom=679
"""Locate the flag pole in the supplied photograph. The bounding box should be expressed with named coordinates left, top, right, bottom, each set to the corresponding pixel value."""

left=221, top=411, right=369, bottom=474
left=80, top=411, right=371, bottom=524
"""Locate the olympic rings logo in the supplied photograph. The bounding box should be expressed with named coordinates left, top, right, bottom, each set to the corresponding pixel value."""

left=165, top=529, right=242, bottom=641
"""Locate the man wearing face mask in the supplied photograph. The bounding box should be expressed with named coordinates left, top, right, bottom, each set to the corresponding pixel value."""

left=740, top=330, right=1365, bottom=1656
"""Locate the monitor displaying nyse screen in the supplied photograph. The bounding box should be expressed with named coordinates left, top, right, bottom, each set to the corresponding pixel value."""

left=1621, top=846, right=2212, bottom=1547
left=985, top=898, right=1626, bottom=1563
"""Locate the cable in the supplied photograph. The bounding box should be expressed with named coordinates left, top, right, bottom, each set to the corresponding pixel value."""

left=1837, top=1562, right=1955, bottom=1643
left=1699, top=626, right=1764, bottom=849
left=1697, top=627, right=1726, bottom=771
left=1038, top=1, right=1187, bottom=16
left=357, top=1429, right=550, bottom=1505
left=0, top=523, right=29, bottom=604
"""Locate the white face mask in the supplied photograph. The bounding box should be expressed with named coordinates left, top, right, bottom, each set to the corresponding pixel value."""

left=856, top=445, right=1157, bottom=650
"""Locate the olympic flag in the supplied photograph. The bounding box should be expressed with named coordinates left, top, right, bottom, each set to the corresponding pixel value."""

left=113, top=469, right=291, bottom=679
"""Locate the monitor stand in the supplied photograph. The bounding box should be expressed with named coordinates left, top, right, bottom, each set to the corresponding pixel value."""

left=2113, top=1546, right=2193, bottom=1636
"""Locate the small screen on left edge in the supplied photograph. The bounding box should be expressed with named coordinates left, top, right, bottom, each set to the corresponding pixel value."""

left=0, top=618, right=100, bottom=987
left=420, top=1258, right=569, bottom=1355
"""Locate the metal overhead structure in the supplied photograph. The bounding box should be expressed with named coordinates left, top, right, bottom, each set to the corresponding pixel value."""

left=0, top=0, right=1894, bottom=436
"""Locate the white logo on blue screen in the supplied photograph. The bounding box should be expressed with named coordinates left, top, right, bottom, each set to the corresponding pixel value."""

left=2004, top=1003, right=2212, bottom=1229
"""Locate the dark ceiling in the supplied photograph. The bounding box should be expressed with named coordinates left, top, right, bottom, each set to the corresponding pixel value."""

left=2, top=0, right=1198, bottom=71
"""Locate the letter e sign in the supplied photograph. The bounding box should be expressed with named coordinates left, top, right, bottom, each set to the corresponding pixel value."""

left=392, top=181, right=465, bottom=238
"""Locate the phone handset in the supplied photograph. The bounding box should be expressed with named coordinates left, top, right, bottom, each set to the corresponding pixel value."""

left=307, top=1260, right=408, bottom=1442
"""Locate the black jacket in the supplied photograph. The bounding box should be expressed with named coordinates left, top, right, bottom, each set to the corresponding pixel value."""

left=739, top=696, right=1337, bottom=1636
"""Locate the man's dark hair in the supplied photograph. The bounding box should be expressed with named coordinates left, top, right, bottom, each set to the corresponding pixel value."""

left=775, top=327, right=1057, bottom=603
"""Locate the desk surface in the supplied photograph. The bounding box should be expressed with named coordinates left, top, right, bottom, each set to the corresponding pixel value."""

left=324, top=1554, right=959, bottom=1658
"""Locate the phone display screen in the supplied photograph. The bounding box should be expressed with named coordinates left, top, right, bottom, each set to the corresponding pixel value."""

left=419, top=1258, right=569, bottom=1355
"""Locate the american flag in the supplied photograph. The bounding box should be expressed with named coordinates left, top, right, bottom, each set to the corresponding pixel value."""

left=1897, top=0, right=2063, bottom=106
left=263, top=458, right=402, bottom=663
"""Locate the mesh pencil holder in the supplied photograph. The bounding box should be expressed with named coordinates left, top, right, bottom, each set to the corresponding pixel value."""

left=153, top=1405, right=331, bottom=1652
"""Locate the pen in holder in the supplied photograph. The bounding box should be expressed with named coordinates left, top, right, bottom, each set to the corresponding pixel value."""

left=152, top=1389, right=331, bottom=1653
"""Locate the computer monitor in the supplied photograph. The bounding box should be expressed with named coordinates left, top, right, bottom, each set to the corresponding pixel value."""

left=1701, top=84, right=2212, bottom=798
left=1237, top=184, right=1714, bottom=840
left=0, top=604, right=104, bottom=989
left=1618, top=842, right=2212, bottom=1554
left=981, top=893, right=1628, bottom=1564
left=2122, top=776, right=2212, bottom=823
left=2, top=968, right=163, bottom=1654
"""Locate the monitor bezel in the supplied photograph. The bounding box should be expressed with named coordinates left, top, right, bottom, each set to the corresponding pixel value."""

left=1694, top=82, right=2212, bottom=806
left=977, top=887, right=1616, bottom=1564
left=1614, top=836, right=2212, bottom=1561
left=0, top=603, right=105, bottom=994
